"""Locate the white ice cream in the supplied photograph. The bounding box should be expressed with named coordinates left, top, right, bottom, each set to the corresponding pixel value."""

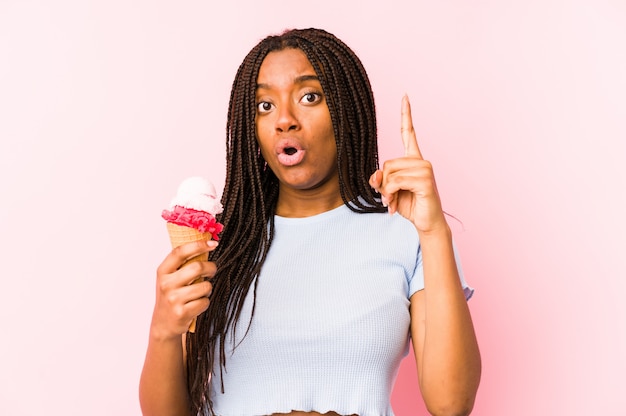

left=169, top=176, right=223, bottom=215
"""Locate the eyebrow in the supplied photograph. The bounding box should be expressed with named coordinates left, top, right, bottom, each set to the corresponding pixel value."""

left=256, top=74, right=320, bottom=90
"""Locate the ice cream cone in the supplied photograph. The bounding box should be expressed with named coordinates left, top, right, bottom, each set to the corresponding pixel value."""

left=166, top=222, right=213, bottom=333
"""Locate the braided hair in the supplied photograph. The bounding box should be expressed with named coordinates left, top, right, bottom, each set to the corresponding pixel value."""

left=186, top=28, right=386, bottom=415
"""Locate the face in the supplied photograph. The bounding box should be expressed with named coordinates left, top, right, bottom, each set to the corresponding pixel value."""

left=255, top=48, right=338, bottom=194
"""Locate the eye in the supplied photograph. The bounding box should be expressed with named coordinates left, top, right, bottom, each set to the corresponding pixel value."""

left=257, top=101, right=274, bottom=113
left=300, top=92, right=321, bottom=105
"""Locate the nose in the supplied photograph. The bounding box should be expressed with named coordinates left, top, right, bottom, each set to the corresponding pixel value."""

left=275, top=102, right=299, bottom=132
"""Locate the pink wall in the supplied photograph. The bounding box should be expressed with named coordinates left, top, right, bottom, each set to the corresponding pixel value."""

left=1, top=1, right=625, bottom=414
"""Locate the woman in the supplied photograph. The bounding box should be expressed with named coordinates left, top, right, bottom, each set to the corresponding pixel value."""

left=140, top=28, right=481, bottom=416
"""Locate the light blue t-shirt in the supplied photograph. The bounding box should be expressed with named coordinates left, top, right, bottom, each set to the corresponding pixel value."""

left=209, top=204, right=473, bottom=416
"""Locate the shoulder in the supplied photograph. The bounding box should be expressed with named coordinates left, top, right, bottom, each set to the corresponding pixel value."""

left=338, top=207, right=420, bottom=253
left=346, top=205, right=417, bottom=235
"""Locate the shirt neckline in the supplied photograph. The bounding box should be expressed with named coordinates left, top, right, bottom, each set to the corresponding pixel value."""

left=274, top=203, right=349, bottom=225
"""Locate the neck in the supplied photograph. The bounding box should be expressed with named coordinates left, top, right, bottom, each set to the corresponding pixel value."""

left=275, top=182, right=344, bottom=218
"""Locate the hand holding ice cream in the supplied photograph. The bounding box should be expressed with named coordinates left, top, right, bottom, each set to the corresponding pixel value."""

left=162, top=176, right=223, bottom=332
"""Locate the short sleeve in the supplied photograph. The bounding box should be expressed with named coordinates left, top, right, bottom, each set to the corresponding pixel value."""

left=408, top=239, right=474, bottom=300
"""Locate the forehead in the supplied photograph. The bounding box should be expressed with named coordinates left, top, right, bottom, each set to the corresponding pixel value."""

left=257, top=48, right=317, bottom=85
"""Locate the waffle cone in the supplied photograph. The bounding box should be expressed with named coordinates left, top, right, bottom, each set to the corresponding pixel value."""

left=166, top=222, right=213, bottom=333
left=166, top=222, right=213, bottom=262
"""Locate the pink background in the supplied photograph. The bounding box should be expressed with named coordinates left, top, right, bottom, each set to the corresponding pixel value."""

left=1, top=1, right=625, bottom=415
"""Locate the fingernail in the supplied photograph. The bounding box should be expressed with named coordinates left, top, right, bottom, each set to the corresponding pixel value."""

left=381, top=195, right=389, bottom=207
left=207, top=240, right=218, bottom=248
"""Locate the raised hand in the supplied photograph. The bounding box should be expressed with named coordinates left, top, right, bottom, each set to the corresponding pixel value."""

left=150, top=240, right=218, bottom=341
left=369, top=95, right=447, bottom=235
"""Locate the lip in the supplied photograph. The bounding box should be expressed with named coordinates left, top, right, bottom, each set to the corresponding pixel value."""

left=275, top=138, right=306, bottom=167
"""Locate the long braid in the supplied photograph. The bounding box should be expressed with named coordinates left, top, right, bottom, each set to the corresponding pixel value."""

left=187, top=28, right=385, bottom=415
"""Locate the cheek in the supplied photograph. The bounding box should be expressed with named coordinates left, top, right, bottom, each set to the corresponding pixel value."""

left=321, top=117, right=336, bottom=148
left=255, top=122, right=271, bottom=152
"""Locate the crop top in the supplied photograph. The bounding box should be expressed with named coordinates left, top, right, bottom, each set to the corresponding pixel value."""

left=208, top=204, right=473, bottom=416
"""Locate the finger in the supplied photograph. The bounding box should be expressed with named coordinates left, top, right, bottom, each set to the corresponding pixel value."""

left=157, top=261, right=217, bottom=299
left=401, top=94, right=423, bottom=159
left=383, top=173, right=437, bottom=199
left=179, top=279, right=214, bottom=300
left=369, top=170, right=382, bottom=190
left=158, top=240, right=218, bottom=275
left=184, top=296, right=211, bottom=323
left=167, top=292, right=210, bottom=329
left=181, top=283, right=212, bottom=326
left=380, top=160, right=436, bottom=195
left=369, top=170, right=392, bottom=208
left=162, top=279, right=213, bottom=306
left=176, top=260, right=217, bottom=286
left=381, top=156, right=431, bottom=171
left=387, top=195, right=397, bottom=214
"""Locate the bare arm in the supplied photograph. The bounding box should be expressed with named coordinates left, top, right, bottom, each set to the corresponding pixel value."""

left=410, top=227, right=481, bottom=415
left=139, top=334, right=190, bottom=416
left=139, top=240, right=217, bottom=416
left=370, top=95, right=481, bottom=415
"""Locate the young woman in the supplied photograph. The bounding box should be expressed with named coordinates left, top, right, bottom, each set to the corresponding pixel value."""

left=140, top=28, right=481, bottom=416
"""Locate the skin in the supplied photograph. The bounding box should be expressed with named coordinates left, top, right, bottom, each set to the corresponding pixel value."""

left=255, top=48, right=343, bottom=218
left=139, top=48, right=481, bottom=416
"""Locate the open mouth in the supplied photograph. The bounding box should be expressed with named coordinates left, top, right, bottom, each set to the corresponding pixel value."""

left=276, top=141, right=305, bottom=166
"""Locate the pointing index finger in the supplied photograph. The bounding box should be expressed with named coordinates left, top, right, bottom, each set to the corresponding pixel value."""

left=401, top=94, right=423, bottom=159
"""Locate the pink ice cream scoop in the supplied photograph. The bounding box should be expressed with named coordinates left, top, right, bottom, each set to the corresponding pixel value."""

left=161, top=176, right=224, bottom=238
